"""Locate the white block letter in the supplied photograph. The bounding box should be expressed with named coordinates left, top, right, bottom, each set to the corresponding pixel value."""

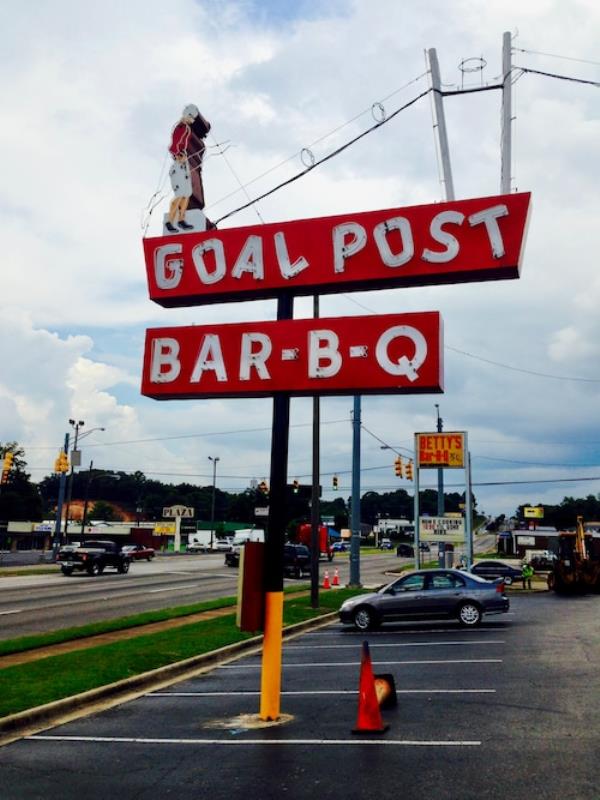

left=375, top=326, right=427, bottom=382
left=373, top=216, right=414, bottom=268
left=150, top=338, right=181, bottom=383
left=232, top=235, right=264, bottom=280
left=191, top=334, right=227, bottom=382
left=192, top=239, right=226, bottom=285
left=422, top=210, right=465, bottom=263
left=308, top=330, right=342, bottom=378
left=240, top=333, right=272, bottom=380
left=154, top=244, right=183, bottom=290
left=468, top=204, right=509, bottom=259
left=275, top=232, right=309, bottom=279
left=332, top=222, right=367, bottom=274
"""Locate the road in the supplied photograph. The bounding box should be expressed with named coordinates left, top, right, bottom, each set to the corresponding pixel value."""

left=2, top=592, right=599, bottom=799
left=0, top=551, right=400, bottom=641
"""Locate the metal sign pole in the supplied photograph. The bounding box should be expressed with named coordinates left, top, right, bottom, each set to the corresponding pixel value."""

left=414, top=434, right=421, bottom=569
left=260, top=294, right=293, bottom=721
left=310, top=294, right=321, bottom=608
left=349, top=395, right=362, bottom=587
left=501, top=31, right=513, bottom=194
left=428, top=48, right=455, bottom=201
left=465, top=445, right=474, bottom=568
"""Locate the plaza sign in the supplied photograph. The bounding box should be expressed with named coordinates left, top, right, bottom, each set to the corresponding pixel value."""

left=420, top=516, right=466, bottom=542
left=144, top=193, right=531, bottom=307
left=142, top=312, right=443, bottom=399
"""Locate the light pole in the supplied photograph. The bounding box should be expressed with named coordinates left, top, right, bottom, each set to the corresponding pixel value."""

left=64, top=423, right=106, bottom=539
left=208, top=456, right=220, bottom=549
left=64, top=419, right=84, bottom=538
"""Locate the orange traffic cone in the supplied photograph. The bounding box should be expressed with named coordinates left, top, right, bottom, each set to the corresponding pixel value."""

left=322, top=570, right=331, bottom=589
left=352, top=641, right=389, bottom=734
left=332, top=569, right=340, bottom=586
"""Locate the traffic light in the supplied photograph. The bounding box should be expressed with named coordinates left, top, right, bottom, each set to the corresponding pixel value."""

left=394, top=456, right=403, bottom=477
left=54, top=450, right=69, bottom=473
left=405, top=460, right=414, bottom=481
left=292, top=479, right=299, bottom=494
left=1, top=451, right=14, bottom=484
left=332, top=475, right=338, bottom=490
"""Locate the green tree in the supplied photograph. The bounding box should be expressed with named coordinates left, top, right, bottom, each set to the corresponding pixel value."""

left=0, top=442, right=43, bottom=521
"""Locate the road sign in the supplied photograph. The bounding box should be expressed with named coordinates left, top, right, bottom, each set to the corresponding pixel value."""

left=254, top=507, right=269, bottom=517
left=524, top=506, right=544, bottom=519
left=142, top=312, right=443, bottom=399
left=416, top=431, right=466, bottom=468
left=144, top=193, right=530, bottom=307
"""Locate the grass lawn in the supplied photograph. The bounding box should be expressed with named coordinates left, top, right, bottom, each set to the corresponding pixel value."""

left=0, top=588, right=360, bottom=719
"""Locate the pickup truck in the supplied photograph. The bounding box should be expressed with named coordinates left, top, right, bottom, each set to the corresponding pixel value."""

left=56, top=540, right=131, bottom=576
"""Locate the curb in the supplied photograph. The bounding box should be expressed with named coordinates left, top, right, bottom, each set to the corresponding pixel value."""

left=0, top=611, right=337, bottom=747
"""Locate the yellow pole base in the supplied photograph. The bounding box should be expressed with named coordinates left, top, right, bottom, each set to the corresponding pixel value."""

left=259, top=591, right=284, bottom=720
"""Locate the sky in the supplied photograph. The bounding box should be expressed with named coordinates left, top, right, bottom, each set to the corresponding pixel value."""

left=1, top=0, right=599, bottom=519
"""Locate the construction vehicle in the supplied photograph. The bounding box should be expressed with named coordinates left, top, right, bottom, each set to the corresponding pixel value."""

left=548, top=516, right=600, bottom=594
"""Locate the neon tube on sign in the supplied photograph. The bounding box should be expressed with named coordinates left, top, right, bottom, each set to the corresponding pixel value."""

left=144, top=193, right=530, bottom=307
left=141, top=312, right=443, bottom=399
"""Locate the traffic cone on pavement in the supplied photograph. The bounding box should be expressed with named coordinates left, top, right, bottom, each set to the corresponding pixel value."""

left=332, top=569, right=340, bottom=586
left=322, top=570, right=331, bottom=589
left=352, top=641, right=389, bottom=734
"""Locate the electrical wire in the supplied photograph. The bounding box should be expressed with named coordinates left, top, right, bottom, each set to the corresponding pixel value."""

left=213, top=88, right=432, bottom=225
left=513, top=66, right=600, bottom=88
left=513, top=47, right=600, bottom=68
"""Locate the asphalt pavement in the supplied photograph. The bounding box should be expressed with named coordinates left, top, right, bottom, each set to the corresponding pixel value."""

left=1, top=592, right=599, bottom=799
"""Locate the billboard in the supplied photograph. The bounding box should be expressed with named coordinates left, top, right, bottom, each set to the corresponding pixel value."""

left=416, top=432, right=466, bottom=468
left=419, top=516, right=466, bottom=542
left=524, top=506, right=544, bottom=519
left=144, top=193, right=531, bottom=307
left=142, top=312, right=443, bottom=400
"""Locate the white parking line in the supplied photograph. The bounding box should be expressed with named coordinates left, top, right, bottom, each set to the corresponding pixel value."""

left=27, top=735, right=481, bottom=747
left=220, top=659, right=502, bottom=669
left=285, top=640, right=504, bottom=649
left=149, top=689, right=496, bottom=697
left=0, top=609, right=23, bottom=615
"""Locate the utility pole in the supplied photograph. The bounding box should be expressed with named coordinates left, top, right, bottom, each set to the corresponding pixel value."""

left=208, top=456, right=220, bottom=549
left=501, top=30, right=513, bottom=194
left=80, top=460, right=94, bottom=538
left=435, top=404, right=444, bottom=516
left=64, top=419, right=84, bottom=538
left=52, top=433, right=69, bottom=555
left=428, top=47, right=455, bottom=201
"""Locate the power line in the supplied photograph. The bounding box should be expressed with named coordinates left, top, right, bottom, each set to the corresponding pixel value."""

left=513, top=65, right=600, bottom=88
left=513, top=46, right=600, bottom=68
left=446, top=346, right=600, bottom=383
left=214, top=88, right=431, bottom=225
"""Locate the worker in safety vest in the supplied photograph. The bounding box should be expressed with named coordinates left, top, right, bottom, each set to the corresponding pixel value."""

left=521, top=562, right=534, bottom=590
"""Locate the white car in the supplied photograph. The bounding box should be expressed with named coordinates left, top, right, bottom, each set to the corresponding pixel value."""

left=214, top=538, right=234, bottom=551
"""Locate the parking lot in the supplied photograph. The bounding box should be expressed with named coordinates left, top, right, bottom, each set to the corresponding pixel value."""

left=1, top=592, right=599, bottom=799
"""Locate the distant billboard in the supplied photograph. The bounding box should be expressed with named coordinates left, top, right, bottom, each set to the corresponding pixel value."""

left=524, top=506, right=544, bottom=519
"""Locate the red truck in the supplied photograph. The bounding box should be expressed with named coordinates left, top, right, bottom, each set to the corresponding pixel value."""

left=295, top=523, right=334, bottom=561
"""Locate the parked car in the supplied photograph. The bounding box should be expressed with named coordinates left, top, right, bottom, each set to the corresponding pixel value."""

left=332, top=541, right=348, bottom=552
left=469, top=560, right=522, bottom=585
left=122, top=544, right=155, bottom=561
left=396, top=543, right=415, bottom=557
left=379, top=538, right=393, bottom=550
left=528, top=552, right=556, bottom=571
left=214, top=537, right=234, bottom=551
left=339, top=569, right=509, bottom=630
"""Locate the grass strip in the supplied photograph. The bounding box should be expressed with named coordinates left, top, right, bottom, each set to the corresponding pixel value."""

left=0, top=567, right=57, bottom=578
left=0, top=588, right=361, bottom=719
left=0, top=583, right=313, bottom=658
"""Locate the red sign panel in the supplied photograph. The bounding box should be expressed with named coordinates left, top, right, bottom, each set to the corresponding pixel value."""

left=144, top=193, right=530, bottom=307
left=141, top=312, right=443, bottom=399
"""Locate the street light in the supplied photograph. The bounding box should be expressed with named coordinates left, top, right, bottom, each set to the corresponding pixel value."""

left=208, top=456, right=220, bottom=549
left=64, top=423, right=106, bottom=538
